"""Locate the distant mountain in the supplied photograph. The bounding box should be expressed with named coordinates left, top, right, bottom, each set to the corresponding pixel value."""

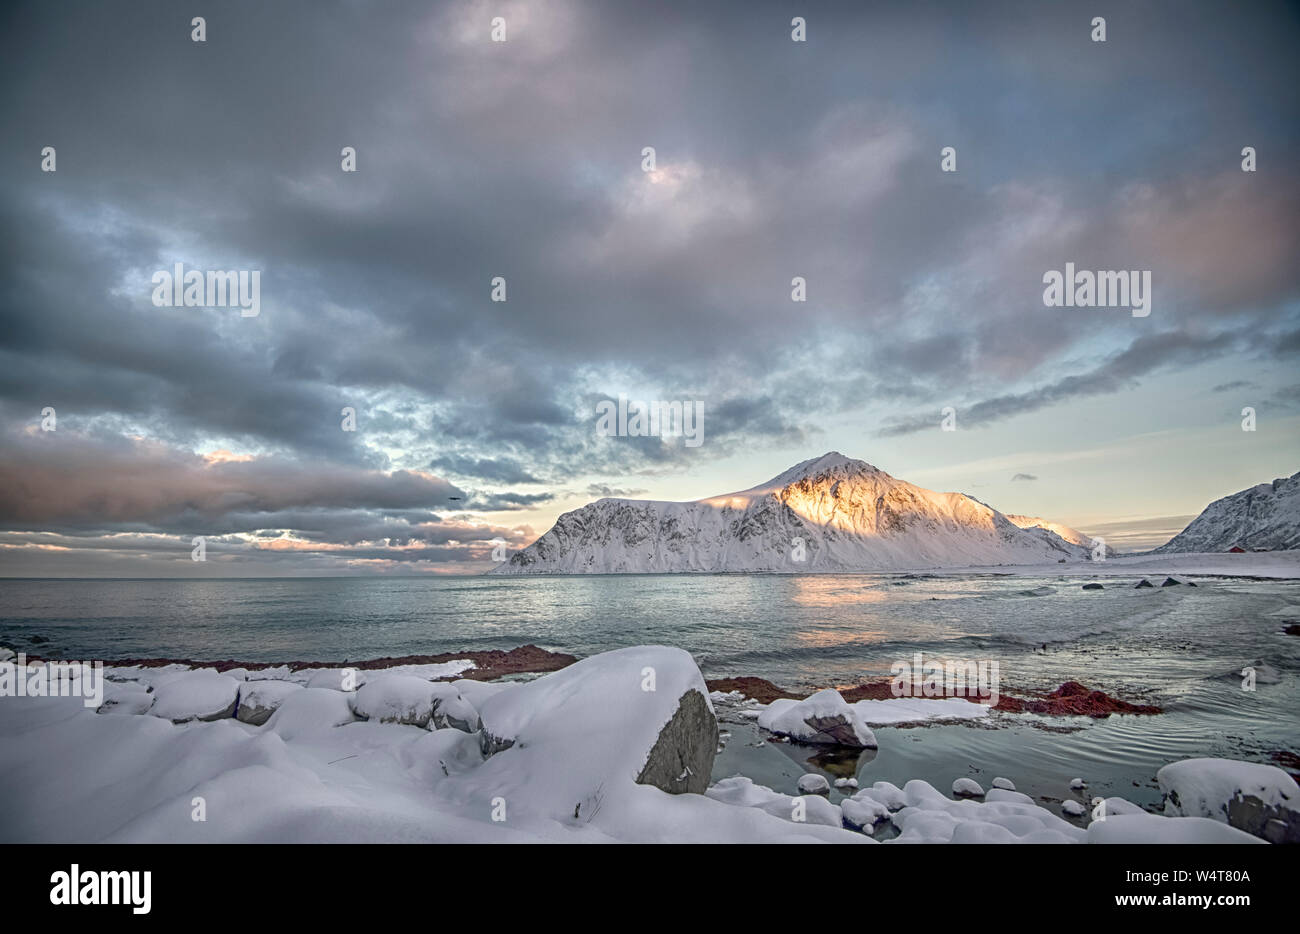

left=1005, top=514, right=1112, bottom=557
left=1154, top=471, right=1300, bottom=553
left=490, top=452, right=1096, bottom=574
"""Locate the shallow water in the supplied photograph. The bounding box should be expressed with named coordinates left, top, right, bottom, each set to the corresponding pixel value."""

left=2, top=573, right=1297, bottom=808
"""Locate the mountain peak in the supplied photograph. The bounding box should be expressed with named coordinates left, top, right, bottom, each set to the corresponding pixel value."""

left=758, top=451, right=883, bottom=489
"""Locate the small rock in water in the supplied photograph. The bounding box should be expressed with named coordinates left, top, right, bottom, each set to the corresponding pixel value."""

left=991, top=777, right=1016, bottom=791
left=1070, top=777, right=1086, bottom=789
left=1081, top=583, right=1104, bottom=590
left=834, top=777, right=859, bottom=789
left=1161, top=577, right=1182, bottom=587
left=1134, top=579, right=1154, bottom=589
left=1061, top=800, right=1086, bottom=817
left=952, top=777, right=985, bottom=798
left=797, top=773, right=831, bottom=796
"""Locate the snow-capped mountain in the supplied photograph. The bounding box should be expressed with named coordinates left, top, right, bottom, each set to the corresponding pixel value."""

left=491, top=452, right=1097, bottom=574
left=1154, top=470, right=1300, bottom=553
left=1005, top=514, right=1112, bottom=557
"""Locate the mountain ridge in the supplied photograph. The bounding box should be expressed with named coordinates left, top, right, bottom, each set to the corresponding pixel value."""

left=1154, top=470, right=1300, bottom=553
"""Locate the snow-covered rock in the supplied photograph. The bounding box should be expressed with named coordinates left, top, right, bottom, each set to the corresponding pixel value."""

left=148, top=671, right=240, bottom=723
left=429, top=685, right=481, bottom=732
left=886, top=780, right=1086, bottom=844
left=1061, top=800, right=1086, bottom=817
left=475, top=645, right=718, bottom=799
left=985, top=788, right=1035, bottom=806
left=797, top=773, right=831, bottom=796
left=1157, top=757, right=1300, bottom=843
left=1155, top=471, right=1300, bottom=552
left=265, top=687, right=357, bottom=740
left=1086, top=812, right=1266, bottom=844
left=855, top=781, right=909, bottom=812
left=350, top=674, right=438, bottom=727
left=840, top=792, right=891, bottom=832
left=491, top=452, right=1096, bottom=574
left=952, top=777, right=984, bottom=797
left=758, top=689, right=878, bottom=747
left=991, top=776, right=1015, bottom=790
left=1070, top=777, right=1086, bottom=790
left=1099, top=796, right=1146, bottom=817
left=304, top=668, right=363, bottom=692
left=706, top=776, right=846, bottom=829
left=236, top=680, right=302, bottom=726
left=96, top=680, right=154, bottom=716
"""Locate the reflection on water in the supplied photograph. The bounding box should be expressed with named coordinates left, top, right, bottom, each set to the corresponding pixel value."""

left=790, top=577, right=888, bottom=608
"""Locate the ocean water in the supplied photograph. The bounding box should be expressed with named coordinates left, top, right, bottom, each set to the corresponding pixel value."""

left=2, top=573, right=1297, bottom=813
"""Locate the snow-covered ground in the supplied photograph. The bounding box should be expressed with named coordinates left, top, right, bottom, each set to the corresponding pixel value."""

left=0, top=646, right=1286, bottom=843
left=934, top=550, right=1300, bottom=579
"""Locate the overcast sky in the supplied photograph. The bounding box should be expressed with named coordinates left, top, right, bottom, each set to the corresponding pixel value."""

left=1, top=0, right=1298, bottom=575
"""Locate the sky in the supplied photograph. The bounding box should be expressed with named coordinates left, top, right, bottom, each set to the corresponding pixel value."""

left=1, top=0, right=1298, bottom=576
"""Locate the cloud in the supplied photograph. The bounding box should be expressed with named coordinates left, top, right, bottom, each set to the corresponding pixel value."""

left=1010, top=473, right=1037, bottom=482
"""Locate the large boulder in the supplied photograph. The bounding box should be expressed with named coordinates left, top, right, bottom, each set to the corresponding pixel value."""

left=236, top=679, right=302, bottom=726
left=265, top=687, right=357, bottom=740
left=757, top=688, right=877, bottom=748
left=475, top=645, right=719, bottom=803
left=350, top=674, right=438, bottom=727
left=429, top=683, right=481, bottom=732
left=1157, top=757, right=1300, bottom=843
left=148, top=670, right=240, bottom=723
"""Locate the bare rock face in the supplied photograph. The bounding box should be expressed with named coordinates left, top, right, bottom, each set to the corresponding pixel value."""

left=1227, top=794, right=1300, bottom=844
left=634, top=689, right=717, bottom=795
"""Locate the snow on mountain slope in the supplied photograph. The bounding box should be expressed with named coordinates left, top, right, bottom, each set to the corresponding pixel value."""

left=1005, top=514, right=1113, bottom=557
left=1154, top=470, right=1300, bottom=553
left=491, top=452, right=1092, bottom=574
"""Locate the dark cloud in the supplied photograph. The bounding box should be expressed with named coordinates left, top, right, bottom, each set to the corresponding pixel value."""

left=1010, top=473, right=1037, bottom=482
left=430, top=454, right=543, bottom=485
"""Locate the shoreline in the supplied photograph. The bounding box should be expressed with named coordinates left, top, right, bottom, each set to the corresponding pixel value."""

left=22, top=643, right=577, bottom=682
left=19, top=641, right=1165, bottom=719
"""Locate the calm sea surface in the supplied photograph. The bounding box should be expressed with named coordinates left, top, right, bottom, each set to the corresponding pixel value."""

left=2, top=574, right=1297, bottom=812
